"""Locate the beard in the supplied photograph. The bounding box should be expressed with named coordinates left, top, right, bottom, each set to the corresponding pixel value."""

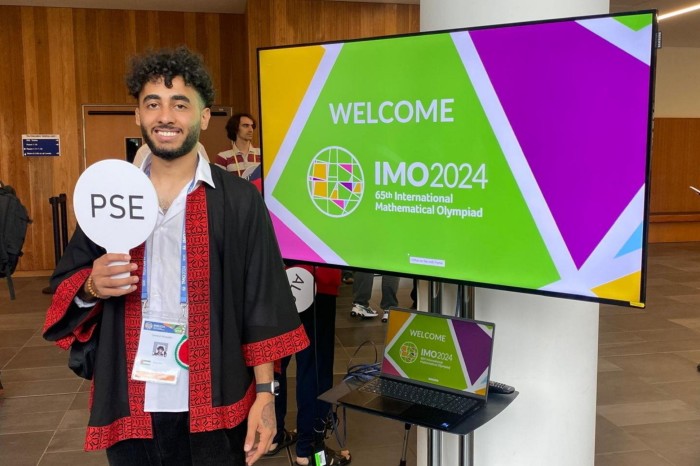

left=142, top=124, right=200, bottom=161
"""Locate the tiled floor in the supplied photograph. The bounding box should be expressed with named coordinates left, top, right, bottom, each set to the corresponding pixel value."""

left=2, top=242, right=700, bottom=465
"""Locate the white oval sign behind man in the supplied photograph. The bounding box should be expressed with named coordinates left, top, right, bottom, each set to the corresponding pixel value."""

left=285, top=267, right=315, bottom=313
left=74, top=159, right=158, bottom=278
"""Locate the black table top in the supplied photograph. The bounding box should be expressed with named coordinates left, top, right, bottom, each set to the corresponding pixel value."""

left=319, top=378, right=518, bottom=436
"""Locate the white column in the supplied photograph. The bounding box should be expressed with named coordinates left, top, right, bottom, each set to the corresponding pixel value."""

left=417, top=0, right=607, bottom=465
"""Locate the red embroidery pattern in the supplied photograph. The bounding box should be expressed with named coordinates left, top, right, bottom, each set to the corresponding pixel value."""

left=85, top=415, right=152, bottom=451
left=43, top=268, right=92, bottom=349
left=183, top=187, right=257, bottom=431
left=191, top=381, right=256, bottom=432
left=125, top=244, right=147, bottom=419
left=73, top=304, right=102, bottom=343
left=184, top=186, right=217, bottom=432
left=243, top=324, right=309, bottom=367
left=83, top=244, right=151, bottom=451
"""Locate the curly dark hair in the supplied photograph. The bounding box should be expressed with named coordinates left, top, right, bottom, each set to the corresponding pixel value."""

left=225, top=113, right=257, bottom=141
left=126, top=46, right=215, bottom=108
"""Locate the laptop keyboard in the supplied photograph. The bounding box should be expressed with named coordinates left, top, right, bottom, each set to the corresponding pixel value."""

left=359, top=377, right=479, bottom=415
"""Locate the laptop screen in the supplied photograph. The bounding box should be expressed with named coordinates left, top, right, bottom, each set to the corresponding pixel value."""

left=381, top=308, right=495, bottom=398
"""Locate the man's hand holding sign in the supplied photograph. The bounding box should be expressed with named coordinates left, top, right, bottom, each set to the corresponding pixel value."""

left=73, top=159, right=158, bottom=301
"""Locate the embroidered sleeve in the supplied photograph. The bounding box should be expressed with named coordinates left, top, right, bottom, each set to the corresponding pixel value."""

left=43, top=268, right=103, bottom=349
left=242, top=324, right=309, bottom=367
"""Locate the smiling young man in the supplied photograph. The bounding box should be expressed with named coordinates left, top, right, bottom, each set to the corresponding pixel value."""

left=43, top=47, right=307, bottom=466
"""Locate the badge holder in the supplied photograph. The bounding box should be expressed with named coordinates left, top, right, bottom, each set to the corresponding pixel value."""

left=311, top=440, right=327, bottom=466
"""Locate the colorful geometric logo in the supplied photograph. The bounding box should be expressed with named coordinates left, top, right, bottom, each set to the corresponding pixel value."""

left=307, top=146, right=364, bottom=218
left=399, top=341, right=418, bottom=364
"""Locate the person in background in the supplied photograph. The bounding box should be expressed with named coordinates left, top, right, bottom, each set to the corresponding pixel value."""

left=350, top=272, right=400, bottom=322
left=214, top=113, right=262, bottom=190
left=43, top=47, right=307, bottom=466
left=267, top=265, right=351, bottom=466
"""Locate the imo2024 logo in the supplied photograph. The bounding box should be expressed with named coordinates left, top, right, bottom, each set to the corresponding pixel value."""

left=307, top=146, right=364, bottom=218
left=399, top=341, right=418, bottom=364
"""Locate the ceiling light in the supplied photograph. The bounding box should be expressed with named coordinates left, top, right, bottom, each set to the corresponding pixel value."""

left=658, top=3, right=700, bottom=21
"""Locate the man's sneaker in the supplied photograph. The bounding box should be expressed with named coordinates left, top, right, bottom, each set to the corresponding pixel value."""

left=381, top=310, right=389, bottom=323
left=350, top=303, right=378, bottom=318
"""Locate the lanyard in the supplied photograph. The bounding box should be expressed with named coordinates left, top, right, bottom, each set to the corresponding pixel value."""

left=141, top=225, right=188, bottom=306
left=142, top=163, right=197, bottom=308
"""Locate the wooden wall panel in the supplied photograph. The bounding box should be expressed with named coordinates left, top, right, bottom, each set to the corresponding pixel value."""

left=648, top=118, right=700, bottom=242
left=0, top=6, right=247, bottom=274
left=649, top=118, right=700, bottom=214
left=16, top=7, right=70, bottom=272
left=246, top=0, right=420, bottom=117
left=218, top=14, right=249, bottom=114
left=0, top=7, right=32, bottom=268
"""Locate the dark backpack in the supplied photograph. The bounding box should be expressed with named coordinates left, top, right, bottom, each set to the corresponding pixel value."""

left=0, top=181, right=32, bottom=280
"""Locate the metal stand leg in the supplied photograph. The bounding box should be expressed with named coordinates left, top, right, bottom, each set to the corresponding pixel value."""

left=285, top=444, right=294, bottom=466
left=43, top=194, right=67, bottom=295
left=427, top=428, right=442, bottom=466
left=399, top=423, right=411, bottom=466
left=459, top=432, right=474, bottom=466
left=458, top=284, right=475, bottom=466
left=6, top=274, right=15, bottom=300
left=42, top=196, right=61, bottom=295
left=426, top=284, right=477, bottom=466
left=58, top=193, right=68, bottom=253
left=427, top=281, right=443, bottom=466
left=50, top=196, right=61, bottom=266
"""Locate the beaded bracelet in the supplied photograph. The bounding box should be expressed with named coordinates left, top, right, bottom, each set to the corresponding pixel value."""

left=85, top=276, right=101, bottom=300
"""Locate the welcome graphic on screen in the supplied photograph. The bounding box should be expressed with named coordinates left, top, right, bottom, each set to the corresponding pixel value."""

left=260, top=12, right=655, bottom=306
left=381, top=311, right=494, bottom=396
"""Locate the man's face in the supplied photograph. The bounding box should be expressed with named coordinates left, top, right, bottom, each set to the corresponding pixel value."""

left=135, top=76, right=211, bottom=161
left=236, top=116, right=255, bottom=143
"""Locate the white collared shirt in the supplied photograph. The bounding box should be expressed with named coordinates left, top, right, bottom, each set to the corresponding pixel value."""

left=141, top=152, right=215, bottom=412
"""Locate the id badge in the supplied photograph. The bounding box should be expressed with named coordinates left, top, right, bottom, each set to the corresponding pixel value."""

left=132, top=319, right=187, bottom=384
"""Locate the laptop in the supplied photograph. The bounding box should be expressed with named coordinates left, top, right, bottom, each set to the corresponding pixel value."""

left=337, top=307, right=495, bottom=431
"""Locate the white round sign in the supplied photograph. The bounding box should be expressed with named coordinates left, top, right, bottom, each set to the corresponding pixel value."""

left=286, top=267, right=316, bottom=313
left=73, top=159, right=158, bottom=254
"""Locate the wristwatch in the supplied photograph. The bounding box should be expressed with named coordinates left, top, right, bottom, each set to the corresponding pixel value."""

left=256, top=380, right=280, bottom=396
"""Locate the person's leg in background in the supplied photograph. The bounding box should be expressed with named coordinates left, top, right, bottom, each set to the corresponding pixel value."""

left=295, top=304, right=320, bottom=461
left=410, top=279, right=418, bottom=309
left=295, top=295, right=351, bottom=465
left=303, top=294, right=335, bottom=415
left=380, top=275, right=400, bottom=322
left=350, top=272, right=378, bottom=318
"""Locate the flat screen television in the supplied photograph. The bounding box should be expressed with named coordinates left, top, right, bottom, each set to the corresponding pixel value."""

left=258, top=11, right=657, bottom=307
